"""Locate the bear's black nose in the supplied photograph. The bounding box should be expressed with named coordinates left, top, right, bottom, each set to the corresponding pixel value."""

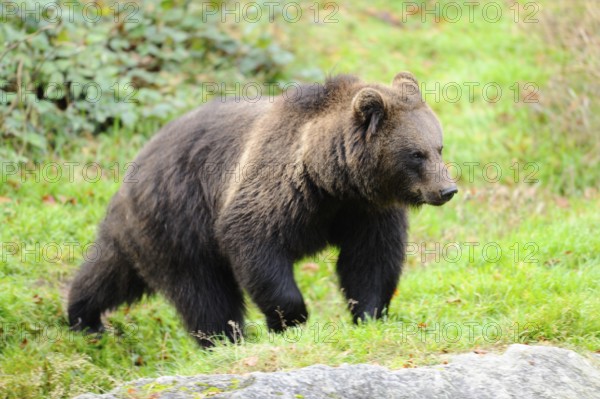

left=440, top=187, right=458, bottom=201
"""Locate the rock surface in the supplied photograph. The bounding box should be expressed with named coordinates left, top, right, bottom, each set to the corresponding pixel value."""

left=75, top=344, right=600, bottom=399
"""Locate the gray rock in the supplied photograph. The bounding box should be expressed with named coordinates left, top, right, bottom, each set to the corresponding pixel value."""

left=74, top=344, right=600, bottom=399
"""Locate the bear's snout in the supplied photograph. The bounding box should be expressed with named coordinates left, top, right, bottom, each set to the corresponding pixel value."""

left=421, top=184, right=458, bottom=206
left=440, top=186, right=458, bottom=202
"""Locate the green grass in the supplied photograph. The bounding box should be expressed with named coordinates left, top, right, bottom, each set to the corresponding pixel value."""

left=1, top=1, right=599, bottom=398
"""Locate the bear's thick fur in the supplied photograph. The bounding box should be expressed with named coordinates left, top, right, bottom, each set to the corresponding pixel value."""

left=68, top=72, right=457, bottom=346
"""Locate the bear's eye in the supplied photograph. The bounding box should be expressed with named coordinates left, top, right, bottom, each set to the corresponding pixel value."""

left=411, top=151, right=426, bottom=160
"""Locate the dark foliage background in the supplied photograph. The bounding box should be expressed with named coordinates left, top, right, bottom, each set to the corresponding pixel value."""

left=0, top=0, right=294, bottom=160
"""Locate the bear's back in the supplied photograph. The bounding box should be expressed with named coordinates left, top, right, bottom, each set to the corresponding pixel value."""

left=107, top=98, right=273, bottom=248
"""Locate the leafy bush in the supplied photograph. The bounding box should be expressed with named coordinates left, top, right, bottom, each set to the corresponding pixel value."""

left=0, top=0, right=294, bottom=161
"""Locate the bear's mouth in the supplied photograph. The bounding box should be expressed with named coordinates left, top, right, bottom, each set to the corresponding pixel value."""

left=409, top=189, right=448, bottom=206
left=406, top=190, right=426, bottom=206
left=426, top=199, right=448, bottom=206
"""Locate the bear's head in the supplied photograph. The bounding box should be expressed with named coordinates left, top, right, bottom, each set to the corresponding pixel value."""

left=344, top=71, right=457, bottom=207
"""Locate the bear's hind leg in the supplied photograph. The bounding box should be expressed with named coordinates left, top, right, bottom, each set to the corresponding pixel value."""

left=68, top=236, right=150, bottom=333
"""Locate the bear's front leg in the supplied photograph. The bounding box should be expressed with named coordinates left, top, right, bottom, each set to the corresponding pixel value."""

left=333, top=206, right=408, bottom=323
left=228, top=243, right=308, bottom=332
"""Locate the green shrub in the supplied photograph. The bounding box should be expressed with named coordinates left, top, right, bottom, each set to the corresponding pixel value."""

left=0, top=0, right=294, bottom=161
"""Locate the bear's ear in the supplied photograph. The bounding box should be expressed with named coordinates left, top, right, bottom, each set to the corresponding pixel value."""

left=392, top=71, right=423, bottom=106
left=392, top=71, right=419, bottom=87
left=352, top=87, right=386, bottom=139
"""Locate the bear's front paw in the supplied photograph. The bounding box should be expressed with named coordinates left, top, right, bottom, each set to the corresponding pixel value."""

left=69, top=316, right=106, bottom=335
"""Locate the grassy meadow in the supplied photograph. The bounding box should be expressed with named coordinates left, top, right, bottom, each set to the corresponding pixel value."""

left=0, top=1, right=598, bottom=398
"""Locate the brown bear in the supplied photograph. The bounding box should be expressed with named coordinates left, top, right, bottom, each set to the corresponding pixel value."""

left=68, top=72, right=457, bottom=346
